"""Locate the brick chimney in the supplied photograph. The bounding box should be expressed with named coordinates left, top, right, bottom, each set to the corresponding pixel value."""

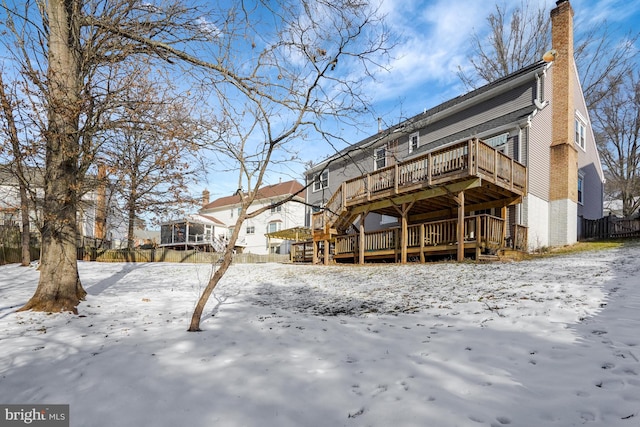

left=202, top=189, right=210, bottom=207
left=549, top=0, right=578, bottom=246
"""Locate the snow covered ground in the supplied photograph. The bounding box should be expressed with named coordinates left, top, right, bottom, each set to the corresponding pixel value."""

left=1, top=242, right=639, bottom=427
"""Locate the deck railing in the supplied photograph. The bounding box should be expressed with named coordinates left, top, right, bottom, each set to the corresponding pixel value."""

left=512, top=224, right=529, bottom=251
left=312, top=138, right=526, bottom=233
left=335, top=214, right=506, bottom=256
left=365, top=228, right=397, bottom=251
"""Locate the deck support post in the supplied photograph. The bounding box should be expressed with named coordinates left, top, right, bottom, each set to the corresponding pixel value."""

left=312, top=240, right=319, bottom=264
left=475, top=215, right=482, bottom=260
left=455, top=191, right=465, bottom=261
left=358, top=212, right=367, bottom=265
left=392, top=202, right=414, bottom=264
left=323, top=239, right=329, bottom=265
left=501, top=206, right=508, bottom=248
left=419, top=224, right=425, bottom=263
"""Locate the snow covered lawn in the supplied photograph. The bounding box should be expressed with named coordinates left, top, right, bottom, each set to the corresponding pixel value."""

left=1, top=243, right=639, bottom=426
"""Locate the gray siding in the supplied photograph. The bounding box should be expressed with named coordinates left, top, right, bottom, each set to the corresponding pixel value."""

left=526, top=67, right=553, bottom=201
left=573, top=70, right=604, bottom=220
left=305, top=73, right=541, bottom=227
left=416, top=84, right=534, bottom=151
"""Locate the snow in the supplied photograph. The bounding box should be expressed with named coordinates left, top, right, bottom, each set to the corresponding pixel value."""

left=1, top=243, right=639, bottom=426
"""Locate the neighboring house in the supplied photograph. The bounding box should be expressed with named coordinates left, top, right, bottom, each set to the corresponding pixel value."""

left=305, top=0, right=604, bottom=263
left=197, top=180, right=306, bottom=255
left=160, top=214, right=227, bottom=251
left=0, top=164, right=126, bottom=247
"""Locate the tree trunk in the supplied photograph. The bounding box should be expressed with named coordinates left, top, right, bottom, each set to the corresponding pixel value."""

left=19, top=0, right=85, bottom=313
left=0, top=67, right=31, bottom=266
left=188, top=218, right=242, bottom=331
left=127, top=198, right=136, bottom=249
left=19, top=185, right=31, bottom=266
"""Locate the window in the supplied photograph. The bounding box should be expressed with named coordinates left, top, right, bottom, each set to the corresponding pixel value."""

left=577, top=173, right=584, bottom=204
left=409, top=132, right=419, bottom=154
left=380, top=215, right=398, bottom=225
left=246, top=225, right=255, bottom=234
left=374, top=147, right=386, bottom=170
left=313, top=170, right=328, bottom=192
left=575, top=117, right=586, bottom=150
left=484, top=133, right=508, bottom=149
left=268, top=221, right=281, bottom=233
left=270, top=203, right=282, bottom=213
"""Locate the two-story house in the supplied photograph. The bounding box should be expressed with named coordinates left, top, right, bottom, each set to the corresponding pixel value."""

left=191, top=179, right=306, bottom=255
left=305, top=0, right=604, bottom=264
left=0, top=164, right=127, bottom=248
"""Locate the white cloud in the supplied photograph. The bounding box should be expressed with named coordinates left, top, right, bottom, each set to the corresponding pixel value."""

left=573, top=0, right=640, bottom=26
left=363, top=0, right=488, bottom=108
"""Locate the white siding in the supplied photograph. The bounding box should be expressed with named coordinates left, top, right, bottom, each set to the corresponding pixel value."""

left=522, top=193, right=550, bottom=250
left=203, top=196, right=305, bottom=255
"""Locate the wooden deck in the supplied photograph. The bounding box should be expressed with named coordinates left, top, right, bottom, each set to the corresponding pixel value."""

left=311, top=138, right=528, bottom=263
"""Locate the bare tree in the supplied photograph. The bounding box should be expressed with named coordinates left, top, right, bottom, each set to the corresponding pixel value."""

left=102, top=72, right=204, bottom=248
left=458, top=0, right=640, bottom=220
left=591, top=70, right=640, bottom=217
left=1, top=0, right=389, bottom=316
left=0, top=71, right=34, bottom=266
left=457, top=0, right=638, bottom=105
left=1, top=0, right=252, bottom=313
left=186, top=0, right=390, bottom=331
left=457, top=0, right=550, bottom=90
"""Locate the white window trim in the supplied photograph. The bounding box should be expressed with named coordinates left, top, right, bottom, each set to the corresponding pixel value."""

left=575, top=112, right=587, bottom=151
left=374, top=147, right=386, bottom=170
left=312, top=170, right=329, bottom=192
left=577, top=172, right=585, bottom=205
left=267, top=221, right=282, bottom=233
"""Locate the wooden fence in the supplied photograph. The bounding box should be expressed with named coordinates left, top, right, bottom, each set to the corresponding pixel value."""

left=580, top=215, right=640, bottom=240
left=78, top=248, right=291, bottom=264
left=0, top=246, right=289, bottom=265
left=0, top=246, right=40, bottom=266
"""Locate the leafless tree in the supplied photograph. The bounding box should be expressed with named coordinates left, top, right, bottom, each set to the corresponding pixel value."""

left=0, top=71, right=34, bottom=266
left=1, top=0, right=226, bottom=312
left=457, top=1, right=550, bottom=90
left=591, top=70, right=640, bottom=217
left=187, top=0, right=390, bottom=331
left=100, top=69, right=205, bottom=248
left=1, top=0, right=389, bottom=317
left=457, top=0, right=638, bottom=109
left=458, top=0, right=640, bottom=220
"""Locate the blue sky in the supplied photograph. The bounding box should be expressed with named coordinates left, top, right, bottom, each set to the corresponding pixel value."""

left=2, top=0, right=637, bottom=209
left=198, top=0, right=640, bottom=202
